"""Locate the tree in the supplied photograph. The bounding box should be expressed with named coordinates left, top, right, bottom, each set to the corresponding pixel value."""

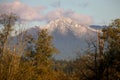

left=35, top=29, right=57, bottom=59
left=28, top=29, right=58, bottom=80
left=71, top=19, right=120, bottom=80
left=101, top=18, right=120, bottom=80
left=0, top=13, right=18, bottom=55
left=0, top=13, right=21, bottom=80
left=0, top=13, right=63, bottom=80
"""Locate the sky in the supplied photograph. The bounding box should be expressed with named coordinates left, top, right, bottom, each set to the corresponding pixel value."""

left=0, top=0, right=120, bottom=29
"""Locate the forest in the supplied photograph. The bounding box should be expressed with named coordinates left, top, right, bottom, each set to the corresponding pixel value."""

left=0, top=13, right=120, bottom=80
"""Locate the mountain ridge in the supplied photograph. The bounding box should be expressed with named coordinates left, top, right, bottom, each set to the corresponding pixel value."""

left=14, top=17, right=102, bottom=60
left=40, top=17, right=100, bottom=38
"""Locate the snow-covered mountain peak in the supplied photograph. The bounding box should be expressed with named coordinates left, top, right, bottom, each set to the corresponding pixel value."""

left=43, top=17, right=98, bottom=37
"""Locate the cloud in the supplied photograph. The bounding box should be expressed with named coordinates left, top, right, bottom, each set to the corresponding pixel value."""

left=46, top=8, right=93, bottom=25
left=45, top=8, right=65, bottom=22
left=0, top=1, right=92, bottom=25
left=68, top=12, right=92, bottom=25
left=51, top=0, right=61, bottom=8
left=0, top=1, right=46, bottom=21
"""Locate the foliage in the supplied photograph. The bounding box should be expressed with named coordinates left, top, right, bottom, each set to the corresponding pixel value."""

left=0, top=13, right=120, bottom=80
left=102, top=18, right=120, bottom=80
left=70, top=18, right=120, bottom=80
left=0, top=13, right=18, bottom=55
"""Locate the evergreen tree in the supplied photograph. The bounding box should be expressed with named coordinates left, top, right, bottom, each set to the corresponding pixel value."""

left=33, top=29, right=58, bottom=80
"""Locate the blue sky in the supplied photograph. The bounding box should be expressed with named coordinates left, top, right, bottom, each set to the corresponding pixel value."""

left=0, top=0, right=120, bottom=27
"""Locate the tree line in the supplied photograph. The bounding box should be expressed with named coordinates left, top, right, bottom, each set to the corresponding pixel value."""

left=0, top=13, right=120, bottom=80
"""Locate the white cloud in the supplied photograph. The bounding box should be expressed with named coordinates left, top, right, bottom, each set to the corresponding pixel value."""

left=0, top=1, right=45, bottom=21
left=69, top=13, right=92, bottom=25
left=46, top=8, right=93, bottom=25
left=0, top=1, right=92, bottom=25
left=45, top=8, right=65, bottom=22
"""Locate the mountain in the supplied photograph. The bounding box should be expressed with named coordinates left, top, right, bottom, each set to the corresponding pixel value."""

left=43, top=17, right=98, bottom=38
left=15, top=17, right=101, bottom=60
left=41, top=17, right=100, bottom=60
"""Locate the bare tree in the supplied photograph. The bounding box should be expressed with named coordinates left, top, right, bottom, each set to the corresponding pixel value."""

left=0, top=13, right=18, bottom=55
